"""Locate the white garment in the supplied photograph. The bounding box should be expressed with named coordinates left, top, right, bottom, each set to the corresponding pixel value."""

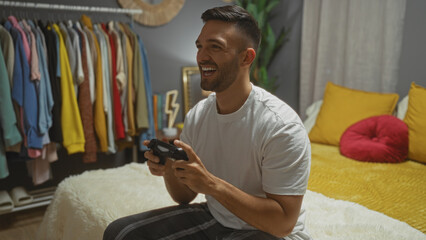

left=83, top=26, right=98, bottom=105
left=75, top=22, right=95, bottom=104
left=66, top=21, right=84, bottom=86
left=108, top=21, right=126, bottom=92
left=63, top=22, right=83, bottom=97
left=181, top=85, right=312, bottom=239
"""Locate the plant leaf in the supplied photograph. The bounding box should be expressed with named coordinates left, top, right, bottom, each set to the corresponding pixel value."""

left=261, top=25, right=276, bottom=66
left=257, top=11, right=265, bottom=30
left=265, top=0, right=280, bottom=14
left=246, top=3, right=258, bottom=19
left=257, top=0, right=267, bottom=12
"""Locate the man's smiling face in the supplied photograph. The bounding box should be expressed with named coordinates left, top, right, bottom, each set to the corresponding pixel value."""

left=196, top=20, right=245, bottom=93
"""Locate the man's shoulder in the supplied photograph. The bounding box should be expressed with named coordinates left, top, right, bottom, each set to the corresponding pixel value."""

left=251, top=86, right=302, bottom=126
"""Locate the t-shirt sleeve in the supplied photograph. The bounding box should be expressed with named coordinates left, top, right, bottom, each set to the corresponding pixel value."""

left=179, top=110, right=193, bottom=147
left=180, top=127, right=190, bottom=147
left=261, top=122, right=311, bottom=195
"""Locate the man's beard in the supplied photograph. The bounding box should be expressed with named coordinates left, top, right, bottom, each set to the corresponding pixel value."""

left=200, top=59, right=239, bottom=93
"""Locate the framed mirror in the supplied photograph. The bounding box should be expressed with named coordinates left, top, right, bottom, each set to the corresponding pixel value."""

left=117, top=0, right=185, bottom=26
left=181, top=66, right=211, bottom=118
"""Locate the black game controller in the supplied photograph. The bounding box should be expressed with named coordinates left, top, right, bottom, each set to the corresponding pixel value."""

left=147, top=139, right=188, bottom=165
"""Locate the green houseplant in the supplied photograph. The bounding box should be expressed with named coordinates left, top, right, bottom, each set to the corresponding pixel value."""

left=235, top=0, right=288, bottom=93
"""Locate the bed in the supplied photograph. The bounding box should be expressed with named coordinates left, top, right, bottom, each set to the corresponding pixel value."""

left=308, top=142, right=426, bottom=233
left=37, top=82, right=426, bottom=239
left=36, top=162, right=425, bottom=240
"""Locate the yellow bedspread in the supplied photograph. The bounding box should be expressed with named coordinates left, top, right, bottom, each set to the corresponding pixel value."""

left=307, top=143, right=426, bottom=233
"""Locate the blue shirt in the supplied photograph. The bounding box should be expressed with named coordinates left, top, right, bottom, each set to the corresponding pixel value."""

left=6, top=21, right=44, bottom=150
left=137, top=35, right=156, bottom=150
left=29, top=20, right=54, bottom=136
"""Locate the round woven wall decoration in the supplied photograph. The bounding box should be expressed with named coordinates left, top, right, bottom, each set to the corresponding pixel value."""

left=117, top=0, right=185, bottom=27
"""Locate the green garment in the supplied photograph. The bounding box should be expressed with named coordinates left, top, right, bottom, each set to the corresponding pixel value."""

left=0, top=45, right=22, bottom=179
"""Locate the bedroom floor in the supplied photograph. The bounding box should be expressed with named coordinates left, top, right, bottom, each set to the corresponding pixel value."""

left=0, top=206, right=46, bottom=240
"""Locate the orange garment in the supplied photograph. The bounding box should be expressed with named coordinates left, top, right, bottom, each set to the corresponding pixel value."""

left=76, top=24, right=97, bottom=163
left=81, top=15, right=108, bottom=152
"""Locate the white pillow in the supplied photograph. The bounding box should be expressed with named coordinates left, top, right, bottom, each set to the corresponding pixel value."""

left=303, top=100, right=323, bottom=133
left=396, top=95, right=408, bottom=120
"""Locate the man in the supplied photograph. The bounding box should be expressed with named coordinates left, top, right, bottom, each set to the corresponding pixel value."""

left=104, top=5, right=311, bottom=240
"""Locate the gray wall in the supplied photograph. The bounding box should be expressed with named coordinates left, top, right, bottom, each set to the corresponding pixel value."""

left=397, top=0, right=426, bottom=97
left=270, top=0, right=303, bottom=113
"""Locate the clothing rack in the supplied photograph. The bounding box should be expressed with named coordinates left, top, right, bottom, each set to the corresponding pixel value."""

left=0, top=1, right=142, bottom=15
left=0, top=1, right=143, bottom=216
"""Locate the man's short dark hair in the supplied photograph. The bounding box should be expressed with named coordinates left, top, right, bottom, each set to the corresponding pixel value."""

left=201, top=5, right=261, bottom=51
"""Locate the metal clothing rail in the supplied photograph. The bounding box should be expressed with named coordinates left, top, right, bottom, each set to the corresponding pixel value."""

left=0, top=0, right=142, bottom=14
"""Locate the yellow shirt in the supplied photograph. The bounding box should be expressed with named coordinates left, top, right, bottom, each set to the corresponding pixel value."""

left=52, top=24, right=85, bottom=154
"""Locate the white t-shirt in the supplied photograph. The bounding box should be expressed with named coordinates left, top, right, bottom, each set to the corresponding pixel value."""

left=180, top=85, right=311, bottom=239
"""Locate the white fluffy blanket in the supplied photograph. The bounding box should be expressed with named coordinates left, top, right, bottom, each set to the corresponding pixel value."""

left=37, top=163, right=425, bottom=240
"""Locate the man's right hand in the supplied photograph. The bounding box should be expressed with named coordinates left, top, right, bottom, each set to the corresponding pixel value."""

left=143, top=140, right=168, bottom=176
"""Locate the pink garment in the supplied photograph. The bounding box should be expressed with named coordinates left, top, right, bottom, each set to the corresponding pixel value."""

left=21, top=20, right=41, bottom=81
left=7, top=16, right=30, bottom=63
left=27, top=148, right=41, bottom=158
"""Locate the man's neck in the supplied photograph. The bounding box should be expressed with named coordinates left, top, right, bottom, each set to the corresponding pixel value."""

left=215, top=79, right=252, bottom=115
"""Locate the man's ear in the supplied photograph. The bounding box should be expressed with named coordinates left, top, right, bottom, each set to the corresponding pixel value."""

left=241, top=48, right=256, bottom=67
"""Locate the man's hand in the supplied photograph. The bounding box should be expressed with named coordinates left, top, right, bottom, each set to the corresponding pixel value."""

left=143, top=140, right=168, bottom=176
left=172, top=140, right=218, bottom=195
left=143, top=140, right=197, bottom=204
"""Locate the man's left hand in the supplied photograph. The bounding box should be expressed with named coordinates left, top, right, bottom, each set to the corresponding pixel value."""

left=172, top=140, right=218, bottom=195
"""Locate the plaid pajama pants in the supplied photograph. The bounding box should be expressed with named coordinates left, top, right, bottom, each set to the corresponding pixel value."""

left=103, top=203, right=283, bottom=240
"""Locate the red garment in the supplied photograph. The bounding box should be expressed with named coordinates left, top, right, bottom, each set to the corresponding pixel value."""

left=102, top=24, right=125, bottom=140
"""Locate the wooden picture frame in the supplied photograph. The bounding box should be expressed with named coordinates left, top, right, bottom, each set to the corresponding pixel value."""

left=181, top=66, right=211, bottom=118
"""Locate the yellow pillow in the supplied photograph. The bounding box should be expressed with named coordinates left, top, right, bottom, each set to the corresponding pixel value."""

left=403, top=82, right=426, bottom=163
left=309, top=82, right=399, bottom=146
